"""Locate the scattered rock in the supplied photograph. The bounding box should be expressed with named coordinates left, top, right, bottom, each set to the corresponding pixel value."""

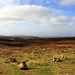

left=68, top=46, right=71, bottom=48
left=50, top=59, right=53, bottom=62
left=31, top=51, right=38, bottom=54
left=72, top=52, right=75, bottom=54
left=18, top=61, right=28, bottom=70
left=50, top=57, right=62, bottom=62
left=10, top=58, right=17, bottom=62
left=61, top=56, right=67, bottom=58
left=56, top=58, right=62, bottom=62
left=52, top=57, right=57, bottom=62
left=51, top=44, right=54, bottom=46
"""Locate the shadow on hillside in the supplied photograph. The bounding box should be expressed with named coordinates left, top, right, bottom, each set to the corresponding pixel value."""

left=20, top=68, right=39, bottom=70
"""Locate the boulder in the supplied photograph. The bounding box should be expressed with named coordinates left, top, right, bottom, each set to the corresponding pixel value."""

left=18, top=61, right=28, bottom=70
left=52, top=57, right=57, bottom=62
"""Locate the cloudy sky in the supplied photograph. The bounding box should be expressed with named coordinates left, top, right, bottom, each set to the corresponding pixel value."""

left=0, top=0, right=75, bottom=36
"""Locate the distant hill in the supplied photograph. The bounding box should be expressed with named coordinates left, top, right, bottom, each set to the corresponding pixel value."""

left=0, top=36, right=41, bottom=42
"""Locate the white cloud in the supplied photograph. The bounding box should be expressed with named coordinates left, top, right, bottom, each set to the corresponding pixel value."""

left=0, top=0, right=45, bottom=7
left=0, top=0, right=75, bottom=7
left=0, top=0, right=14, bottom=7
left=50, top=16, right=71, bottom=23
left=46, top=0, right=75, bottom=6
left=0, top=0, right=74, bottom=36
left=48, top=0, right=75, bottom=6
left=39, top=16, right=75, bottom=27
left=72, top=16, right=75, bottom=20
left=0, top=5, right=62, bottom=26
left=59, top=0, right=75, bottom=6
left=0, top=1, right=74, bottom=27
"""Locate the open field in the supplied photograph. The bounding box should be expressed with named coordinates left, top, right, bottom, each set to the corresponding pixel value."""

left=0, top=36, right=75, bottom=75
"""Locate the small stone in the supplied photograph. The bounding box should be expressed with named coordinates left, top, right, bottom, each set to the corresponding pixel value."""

left=10, top=58, right=17, bottom=62
left=62, top=56, right=67, bottom=58
left=50, top=57, right=62, bottom=62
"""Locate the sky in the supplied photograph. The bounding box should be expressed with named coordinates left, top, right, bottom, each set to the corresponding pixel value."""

left=0, top=0, right=75, bottom=37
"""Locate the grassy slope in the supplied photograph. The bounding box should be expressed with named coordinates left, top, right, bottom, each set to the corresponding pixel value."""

left=0, top=37, right=75, bottom=75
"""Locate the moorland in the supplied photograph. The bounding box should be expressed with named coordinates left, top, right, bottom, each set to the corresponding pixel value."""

left=0, top=36, right=75, bottom=75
